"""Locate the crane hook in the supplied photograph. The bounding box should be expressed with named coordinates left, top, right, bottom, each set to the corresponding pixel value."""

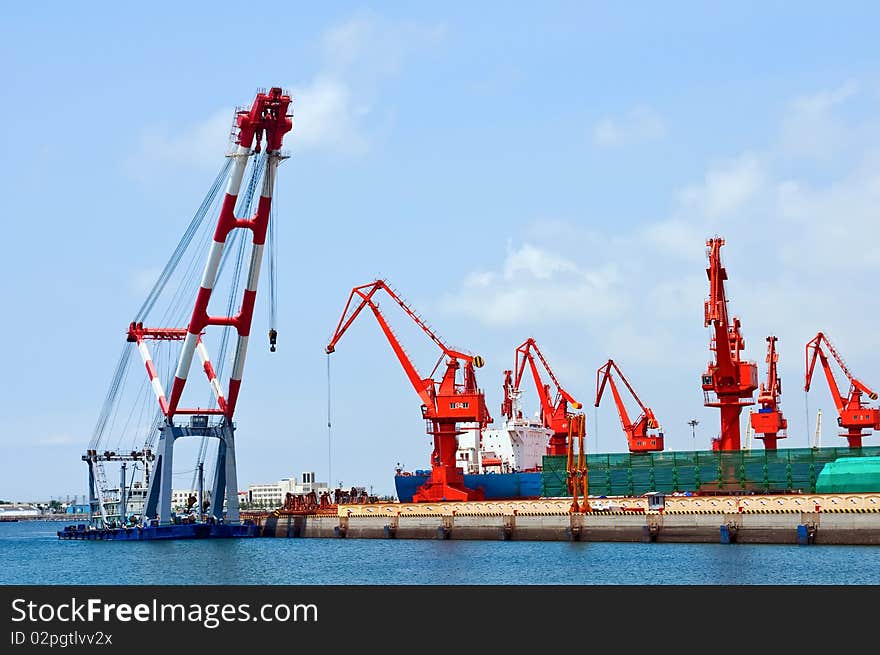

left=269, top=328, right=277, bottom=352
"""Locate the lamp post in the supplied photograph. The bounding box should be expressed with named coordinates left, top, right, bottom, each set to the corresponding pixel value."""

left=688, top=419, right=699, bottom=452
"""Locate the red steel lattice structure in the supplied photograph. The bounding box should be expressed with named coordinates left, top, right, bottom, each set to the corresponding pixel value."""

left=701, top=237, right=757, bottom=451
left=507, top=338, right=582, bottom=456
left=130, top=88, right=292, bottom=525
left=805, top=332, right=880, bottom=448
left=130, top=88, right=292, bottom=422
left=595, top=359, right=664, bottom=453
left=750, top=335, right=788, bottom=450
left=326, top=280, right=492, bottom=502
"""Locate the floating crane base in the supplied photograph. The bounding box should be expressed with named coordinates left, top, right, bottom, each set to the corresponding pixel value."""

left=57, top=522, right=259, bottom=541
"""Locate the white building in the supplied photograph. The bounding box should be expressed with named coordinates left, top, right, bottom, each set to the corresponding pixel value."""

left=170, top=489, right=199, bottom=511
left=247, top=483, right=284, bottom=508
left=0, top=504, right=41, bottom=519
left=246, top=472, right=329, bottom=508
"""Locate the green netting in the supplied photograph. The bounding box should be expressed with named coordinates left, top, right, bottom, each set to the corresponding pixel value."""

left=542, top=445, right=880, bottom=496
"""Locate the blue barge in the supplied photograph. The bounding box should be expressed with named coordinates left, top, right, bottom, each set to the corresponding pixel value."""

left=57, top=521, right=259, bottom=541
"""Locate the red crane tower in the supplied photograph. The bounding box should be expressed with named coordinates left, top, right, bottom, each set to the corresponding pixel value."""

left=326, top=280, right=492, bottom=502
left=805, top=332, right=880, bottom=448
left=505, top=338, right=583, bottom=456
left=750, top=335, right=788, bottom=450
left=701, top=237, right=757, bottom=451
left=595, top=359, right=664, bottom=453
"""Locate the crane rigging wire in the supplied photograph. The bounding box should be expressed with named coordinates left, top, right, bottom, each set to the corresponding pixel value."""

left=327, top=353, right=332, bottom=491
left=90, top=145, right=276, bottom=509
left=135, top=159, right=232, bottom=323
left=91, top=161, right=232, bottom=452
left=268, top=199, right=278, bottom=349
left=89, top=348, right=132, bottom=449
left=804, top=392, right=810, bottom=449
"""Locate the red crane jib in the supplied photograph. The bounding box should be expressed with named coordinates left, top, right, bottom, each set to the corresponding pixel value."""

left=512, top=338, right=582, bottom=456
left=805, top=332, right=880, bottom=448
left=326, top=280, right=491, bottom=502
left=595, top=359, right=664, bottom=453
left=701, top=238, right=757, bottom=451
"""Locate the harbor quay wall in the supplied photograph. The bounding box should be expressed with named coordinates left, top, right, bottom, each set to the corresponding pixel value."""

left=250, top=494, right=880, bottom=545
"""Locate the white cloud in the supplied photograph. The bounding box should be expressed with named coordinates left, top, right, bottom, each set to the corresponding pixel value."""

left=774, top=165, right=880, bottom=273
left=131, top=14, right=445, bottom=171
left=440, top=78, right=880, bottom=444
left=640, top=218, right=705, bottom=261
left=133, top=107, right=233, bottom=173
left=321, top=15, right=445, bottom=77
left=35, top=434, right=78, bottom=446
left=502, top=243, right=578, bottom=280
left=463, top=271, right=496, bottom=288
left=678, top=154, right=765, bottom=218
left=290, top=76, right=370, bottom=155
left=593, top=107, right=666, bottom=148
left=440, top=243, right=626, bottom=326
left=780, top=81, right=858, bottom=159
left=131, top=267, right=161, bottom=296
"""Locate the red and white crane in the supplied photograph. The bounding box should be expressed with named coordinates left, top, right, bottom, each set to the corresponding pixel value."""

left=750, top=335, right=787, bottom=450
left=701, top=237, right=757, bottom=451
left=595, top=359, right=664, bottom=453
left=504, top=338, right=582, bottom=456
left=805, top=332, right=880, bottom=448
left=326, top=280, right=492, bottom=502
left=117, top=88, right=292, bottom=525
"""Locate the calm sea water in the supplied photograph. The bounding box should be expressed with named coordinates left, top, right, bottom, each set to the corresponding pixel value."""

left=4, top=521, right=880, bottom=585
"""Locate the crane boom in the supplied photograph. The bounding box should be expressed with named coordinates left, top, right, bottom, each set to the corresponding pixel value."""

left=805, top=332, right=880, bottom=448
left=165, top=88, right=292, bottom=421
left=595, top=359, right=664, bottom=453
left=114, top=88, right=294, bottom=527
left=510, top=338, right=582, bottom=456
left=326, top=279, right=491, bottom=502
left=750, top=335, right=788, bottom=450
left=701, top=237, right=757, bottom=450
left=326, top=281, right=435, bottom=409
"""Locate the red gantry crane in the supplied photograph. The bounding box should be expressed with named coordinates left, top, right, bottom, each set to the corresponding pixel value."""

left=805, top=332, right=880, bottom=448
left=505, top=338, right=583, bottom=456
left=750, top=336, right=788, bottom=450
left=595, top=359, right=664, bottom=453
left=701, top=237, right=758, bottom=451
left=326, top=280, right=492, bottom=502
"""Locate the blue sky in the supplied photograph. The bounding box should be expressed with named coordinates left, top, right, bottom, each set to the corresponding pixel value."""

left=3, top=2, right=880, bottom=500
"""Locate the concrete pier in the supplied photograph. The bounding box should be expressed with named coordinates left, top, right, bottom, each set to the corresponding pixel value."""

left=251, top=493, right=880, bottom=545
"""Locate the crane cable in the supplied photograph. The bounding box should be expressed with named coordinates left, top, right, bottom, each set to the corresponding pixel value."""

left=327, top=353, right=332, bottom=490
left=804, top=390, right=811, bottom=449
left=92, top=160, right=231, bottom=451
left=268, top=199, right=278, bottom=352
left=136, top=159, right=232, bottom=323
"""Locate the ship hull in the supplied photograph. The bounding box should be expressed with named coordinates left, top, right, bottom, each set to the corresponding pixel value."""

left=395, top=472, right=542, bottom=503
